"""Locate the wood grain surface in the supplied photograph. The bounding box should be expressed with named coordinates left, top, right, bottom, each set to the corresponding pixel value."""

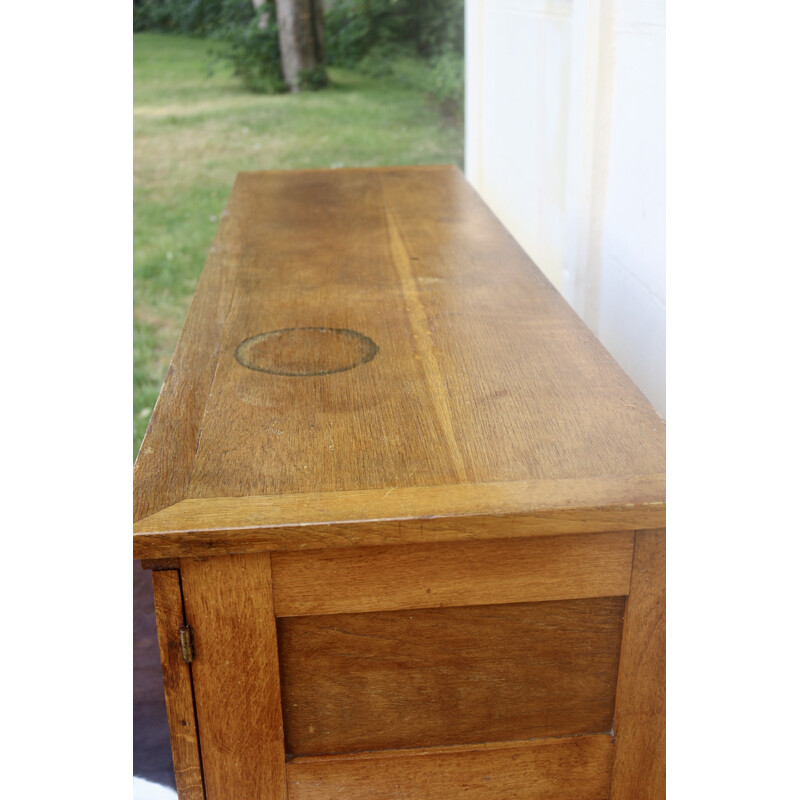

left=272, top=531, right=633, bottom=616
left=133, top=166, right=665, bottom=555
left=132, top=473, right=664, bottom=558
left=180, top=553, right=287, bottom=800
left=610, top=529, right=666, bottom=799
left=286, top=735, right=615, bottom=800
left=278, top=596, right=625, bottom=755
left=151, top=570, right=205, bottom=800
left=134, top=208, right=241, bottom=524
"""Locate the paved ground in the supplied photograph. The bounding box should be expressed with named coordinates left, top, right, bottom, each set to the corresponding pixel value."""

left=134, top=777, right=178, bottom=799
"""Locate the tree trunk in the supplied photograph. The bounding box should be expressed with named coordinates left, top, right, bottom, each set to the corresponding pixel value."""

left=275, top=0, right=327, bottom=92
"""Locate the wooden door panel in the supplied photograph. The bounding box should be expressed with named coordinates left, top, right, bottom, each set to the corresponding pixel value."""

left=278, top=596, right=625, bottom=755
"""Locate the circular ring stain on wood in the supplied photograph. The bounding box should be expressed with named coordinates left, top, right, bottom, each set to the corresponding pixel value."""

left=235, top=327, right=379, bottom=377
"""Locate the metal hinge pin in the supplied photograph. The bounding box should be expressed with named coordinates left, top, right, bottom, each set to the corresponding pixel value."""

left=179, top=624, right=194, bottom=663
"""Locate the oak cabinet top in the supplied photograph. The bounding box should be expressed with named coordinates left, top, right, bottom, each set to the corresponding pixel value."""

left=133, top=166, right=664, bottom=559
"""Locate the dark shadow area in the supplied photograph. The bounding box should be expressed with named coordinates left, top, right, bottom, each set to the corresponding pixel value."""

left=133, top=562, right=177, bottom=790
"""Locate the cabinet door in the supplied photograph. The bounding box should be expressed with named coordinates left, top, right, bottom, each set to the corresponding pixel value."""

left=151, top=569, right=205, bottom=800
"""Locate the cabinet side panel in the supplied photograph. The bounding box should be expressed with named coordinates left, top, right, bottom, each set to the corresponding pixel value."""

left=610, top=528, right=666, bottom=799
left=181, top=553, right=287, bottom=800
left=151, top=570, right=205, bottom=800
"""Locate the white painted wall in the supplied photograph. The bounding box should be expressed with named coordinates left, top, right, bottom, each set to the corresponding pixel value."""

left=466, top=0, right=665, bottom=416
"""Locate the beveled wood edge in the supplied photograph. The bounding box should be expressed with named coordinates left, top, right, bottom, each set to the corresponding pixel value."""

left=135, top=473, right=665, bottom=533
left=132, top=474, right=665, bottom=559
left=286, top=733, right=613, bottom=766
left=133, top=207, right=243, bottom=524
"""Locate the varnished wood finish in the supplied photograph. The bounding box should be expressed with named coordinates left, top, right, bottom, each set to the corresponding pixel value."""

left=135, top=168, right=666, bottom=798
left=151, top=570, right=205, bottom=800
left=133, top=207, right=241, bottom=524
left=132, top=474, right=664, bottom=559
left=133, top=166, right=665, bottom=556
left=180, top=553, right=287, bottom=800
left=278, top=597, right=625, bottom=755
left=286, top=735, right=615, bottom=800
left=610, top=529, right=666, bottom=799
left=272, top=531, right=633, bottom=617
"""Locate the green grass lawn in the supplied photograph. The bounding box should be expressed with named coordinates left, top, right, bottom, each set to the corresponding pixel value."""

left=133, top=32, right=464, bottom=458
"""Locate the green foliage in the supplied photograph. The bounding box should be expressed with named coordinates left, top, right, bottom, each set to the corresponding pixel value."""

left=133, top=0, right=252, bottom=34
left=323, top=0, right=463, bottom=62
left=134, top=0, right=286, bottom=94
left=299, top=64, right=328, bottom=91
left=323, top=0, right=464, bottom=116
left=322, top=2, right=373, bottom=67
left=357, top=42, right=413, bottom=77
left=425, top=49, right=464, bottom=117
left=133, top=0, right=463, bottom=102
left=221, top=15, right=286, bottom=94
left=415, top=0, right=464, bottom=57
left=382, top=52, right=463, bottom=121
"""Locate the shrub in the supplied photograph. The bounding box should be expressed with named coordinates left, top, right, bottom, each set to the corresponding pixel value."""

left=133, top=0, right=232, bottom=35
left=322, top=0, right=464, bottom=115
left=221, top=15, right=286, bottom=94
left=323, top=0, right=463, bottom=65
left=415, top=0, right=464, bottom=57
left=426, top=49, right=464, bottom=118
left=357, top=42, right=413, bottom=77
left=299, top=64, right=328, bottom=91
left=323, top=2, right=372, bottom=67
left=133, top=0, right=249, bottom=34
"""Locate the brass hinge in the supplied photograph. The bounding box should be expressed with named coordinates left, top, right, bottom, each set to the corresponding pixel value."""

left=179, top=624, right=194, bottom=663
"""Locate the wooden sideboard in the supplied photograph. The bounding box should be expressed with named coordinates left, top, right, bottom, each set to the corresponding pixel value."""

left=134, top=165, right=665, bottom=800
